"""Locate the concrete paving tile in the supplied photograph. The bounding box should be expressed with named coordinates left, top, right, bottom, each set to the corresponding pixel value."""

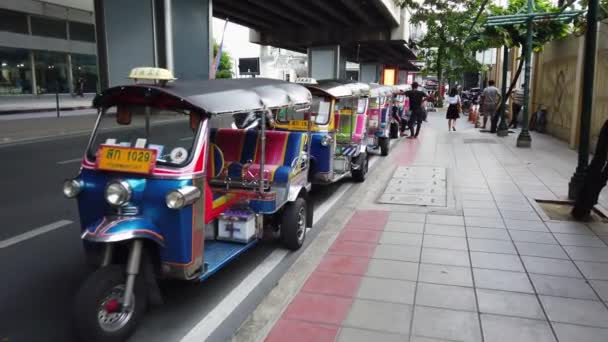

left=553, top=323, right=608, bottom=342
left=462, top=200, right=497, bottom=209
left=415, top=282, right=477, bottom=311
left=464, top=208, right=501, bottom=218
left=521, top=256, right=582, bottom=278
left=389, top=212, right=427, bottom=223
left=460, top=188, right=491, bottom=195
left=494, top=195, right=527, bottom=203
left=563, top=246, right=608, bottom=262
left=372, top=244, right=421, bottom=263
left=379, top=231, right=423, bottom=246
left=514, top=241, right=569, bottom=259
left=588, top=222, right=608, bottom=235
left=501, top=210, right=542, bottom=221
left=465, top=216, right=505, bottom=228
left=423, top=235, right=468, bottom=251
left=412, top=306, right=482, bottom=342
left=366, top=259, right=419, bottom=281
left=356, top=277, right=416, bottom=304
left=481, top=314, right=556, bottom=342
left=466, top=227, right=510, bottom=240
left=462, top=193, right=494, bottom=201
left=590, top=280, right=608, bottom=303
left=540, top=295, right=608, bottom=328
left=470, top=251, right=524, bottom=272
left=266, top=320, right=338, bottom=342
left=496, top=202, right=534, bottom=211
left=530, top=273, right=598, bottom=300
left=337, top=328, right=405, bottom=342
left=426, top=215, right=465, bottom=226
left=344, top=299, right=412, bottom=335
left=473, top=268, right=534, bottom=293
left=384, top=221, right=425, bottom=234
left=411, top=337, right=453, bottom=342
left=477, top=289, right=545, bottom=319
left=468, top=238, right=517, bottom=254
left=421, top=247, right=471, bottom=267
left=419, top=263, right=473, bottom=287
left=424, top=224, right=466, bottom=237
left=504, top=219, right=548, bottom=232
left=509, top=230, right=558, bottom=244
left=546, top=221, right=594, bottom=235
left=575, top=261, right=608, bottom=280
left=553, top=233, right=607, bottom=247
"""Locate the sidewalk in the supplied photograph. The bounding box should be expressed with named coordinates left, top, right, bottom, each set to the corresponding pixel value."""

left=0, top=94, right=94, bottom=114
left=233, top=112, right=608, bottom=342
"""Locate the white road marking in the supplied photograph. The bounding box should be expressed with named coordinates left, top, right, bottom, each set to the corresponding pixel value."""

left=57, top=157, right=83, bottom=165
left=179, top=136, right=194, bottom=141
left=180, top=153, right=387, bottom=342
left=0, top=220, right=73, bottom=249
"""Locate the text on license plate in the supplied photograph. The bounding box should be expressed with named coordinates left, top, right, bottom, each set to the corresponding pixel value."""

left=288, top=120, right=308, bottom=130
left=96, top=145, right=157, bottom=174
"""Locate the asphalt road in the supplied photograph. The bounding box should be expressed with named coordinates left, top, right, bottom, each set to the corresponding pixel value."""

left=0, top=128, right=358, bottom=342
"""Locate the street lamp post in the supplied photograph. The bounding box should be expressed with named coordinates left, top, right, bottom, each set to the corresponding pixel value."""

left=516, top=0, right=534, bottom=147
left=568, top=0, right=599, bottom=199
left=497, top=46, right=509, bottom=137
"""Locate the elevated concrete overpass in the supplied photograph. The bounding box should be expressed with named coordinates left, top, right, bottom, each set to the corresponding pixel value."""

left=94, top=0, right=416, bottom=87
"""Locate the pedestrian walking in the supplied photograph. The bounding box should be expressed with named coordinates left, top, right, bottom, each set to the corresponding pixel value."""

left=479, top=80, right=501, bottom=129
left=509, top=87, right=524, bottom=128
left=446, top=88, right=461, bottom=131
left=405, top=82, right=429, bottom=139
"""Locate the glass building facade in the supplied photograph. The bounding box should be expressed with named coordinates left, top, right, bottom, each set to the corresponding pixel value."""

left=0, top=7, right=98, bottom=95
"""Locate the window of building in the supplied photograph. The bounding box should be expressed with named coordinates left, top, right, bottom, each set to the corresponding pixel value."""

left=0, top=9, right=28, bottom=34
left=72, top=54, right=98, bottom=93
left=34, top=50, right=69, bottom=94
left=69, top=22, right=96, bottom=42
left=31, top=16, right=67, bottom=39
left=0, top=47, right=33, bottom=95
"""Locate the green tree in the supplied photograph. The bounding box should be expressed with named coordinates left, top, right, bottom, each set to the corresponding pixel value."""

left=397, top=0, right=489, bottom=105
left=213, top=41, right=233, bottom=79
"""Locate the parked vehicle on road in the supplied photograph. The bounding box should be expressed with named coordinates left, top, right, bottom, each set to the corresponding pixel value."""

left=280, top=78, right=370, bottom=184
left=391, top=84, right=411, bottom=138
left=63, top=68, right=314, bottom=342
left=366, top=84, right=395, bottom=156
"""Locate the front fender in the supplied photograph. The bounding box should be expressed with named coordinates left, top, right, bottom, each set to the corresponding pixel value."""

left=82, top=216, right=165, bottom=246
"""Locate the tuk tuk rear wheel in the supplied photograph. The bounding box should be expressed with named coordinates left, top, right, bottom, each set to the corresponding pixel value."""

left=352, top=153, right=368, bottom=183
left=379, top=137, right=390, bottom=156
left=74, top=265, right=147, bottom=342
left=281, top=198, right=307, bottom=251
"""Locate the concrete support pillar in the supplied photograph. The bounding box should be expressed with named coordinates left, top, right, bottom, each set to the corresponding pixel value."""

left=67, top=54, right=74, bottom=94
left=94, top=0, right=212, bottom=88
left=359, top=63, right=381, bottom=83
left=308, top=45, right=346, bottom=80
left=29, top=51, right=37, bottom=95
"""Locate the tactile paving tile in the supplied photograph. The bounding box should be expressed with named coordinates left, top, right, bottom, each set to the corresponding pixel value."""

left=378, top=167, right=447, bottom=207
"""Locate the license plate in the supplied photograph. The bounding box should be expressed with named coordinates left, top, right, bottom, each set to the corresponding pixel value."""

left=288, top=120, right=308, bottom=130
left=96, top=145, right=157, bottom=175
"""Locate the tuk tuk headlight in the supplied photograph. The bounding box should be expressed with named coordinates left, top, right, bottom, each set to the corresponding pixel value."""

left=321, top=135, right=332, bottom=147
left=166, top=186, right=201, bottom=209
left=63, top=179, right=82, bottom=198
left=105, top=181, right=132, bottom=207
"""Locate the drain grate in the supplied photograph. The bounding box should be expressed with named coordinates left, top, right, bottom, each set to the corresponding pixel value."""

left=463, top=138, right=498, bottom=144
left=378, top=166, right=447, bottom=207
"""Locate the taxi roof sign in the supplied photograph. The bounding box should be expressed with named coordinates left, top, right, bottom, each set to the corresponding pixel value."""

left=295, top=77, right=318, bottom=85
left=129, top=67, right=177, bottom=82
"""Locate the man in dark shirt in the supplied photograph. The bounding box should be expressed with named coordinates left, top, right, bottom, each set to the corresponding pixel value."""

left=405, top=82, right=428, bottom=138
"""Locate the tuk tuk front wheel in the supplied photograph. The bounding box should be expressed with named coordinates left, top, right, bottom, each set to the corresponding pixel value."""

left=74, top=265, right=147, bottom=342
left=281, top=198, right=307, bottom=251
left=379, top=137, right=390, bottom=156
left=352, top=153, right=368, bottom=183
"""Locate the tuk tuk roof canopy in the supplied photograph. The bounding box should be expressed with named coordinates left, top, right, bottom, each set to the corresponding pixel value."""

left=369, top=84, right=396, bottom=98
left=305, top=79, right=371, bottom=99
left=93, top=78, right=313, bottom=115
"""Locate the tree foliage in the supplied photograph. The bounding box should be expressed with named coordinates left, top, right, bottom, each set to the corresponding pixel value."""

left=213, top=41, right=233, bottom=79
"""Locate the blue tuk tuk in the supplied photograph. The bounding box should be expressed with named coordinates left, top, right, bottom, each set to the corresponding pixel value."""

left=62, top=68, right=314, bottom=342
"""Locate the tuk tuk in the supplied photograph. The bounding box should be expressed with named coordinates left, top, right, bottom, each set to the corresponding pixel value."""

left=276, top=78, right=370, bottom=184
left=366, top=84, right=395, bottom=156
left=62, top=68, right=314, bottom=342
left=390, top=84, right=412, bottom=138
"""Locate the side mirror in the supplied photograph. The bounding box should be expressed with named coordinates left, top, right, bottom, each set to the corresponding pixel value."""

left=116, top=105, right=132, bottom=125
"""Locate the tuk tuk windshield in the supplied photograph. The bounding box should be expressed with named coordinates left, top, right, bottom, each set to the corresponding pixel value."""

left=276, top=97, right=330, bottom=125
left=87, top=105, right=200, bottom=167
